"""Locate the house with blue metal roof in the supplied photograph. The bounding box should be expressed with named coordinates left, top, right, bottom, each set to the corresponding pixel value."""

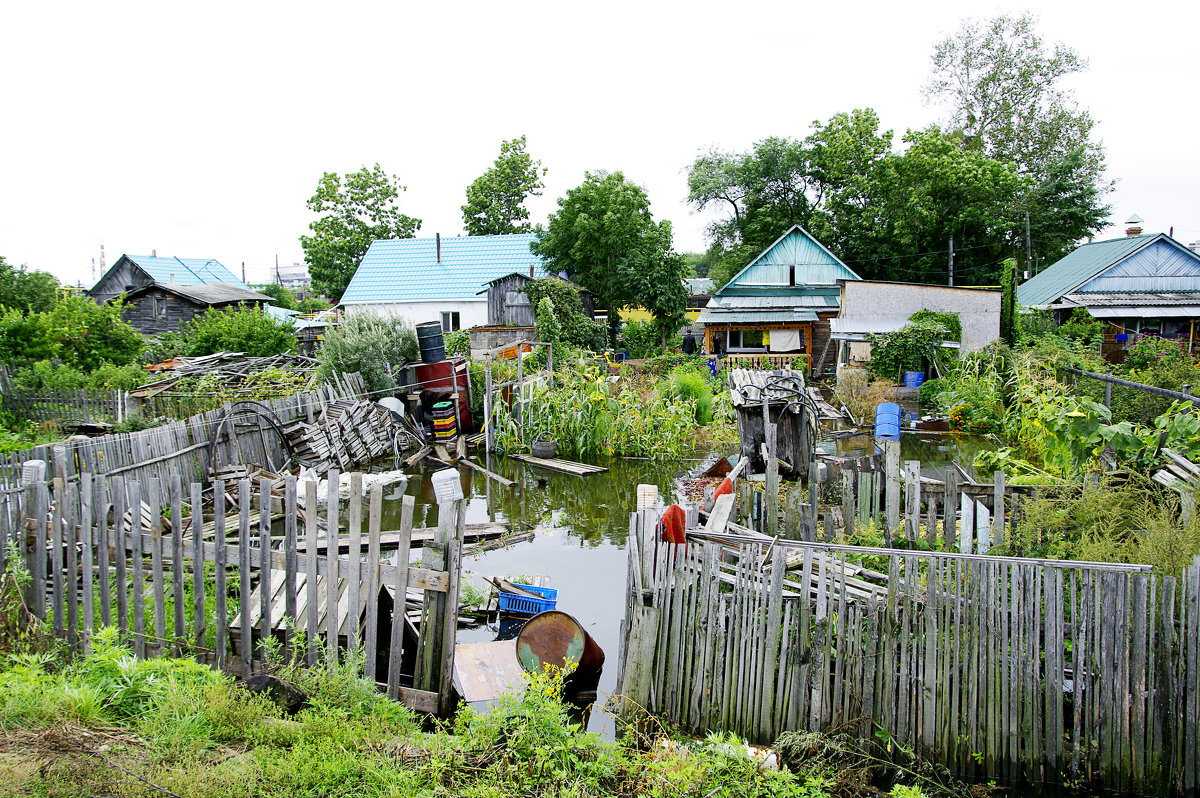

left=89, top=253, right=249, bottom=306
left=340, top=233, right=545, bottom=332
left=1018, top=230, right=1200, bottom=356
left=697, top=225, right=861, bottom=373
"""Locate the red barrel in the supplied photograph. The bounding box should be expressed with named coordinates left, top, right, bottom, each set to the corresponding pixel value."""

left=515, top=610, right=604, bottom=693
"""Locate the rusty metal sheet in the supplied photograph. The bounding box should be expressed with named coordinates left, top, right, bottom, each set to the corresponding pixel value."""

left=453, top=640, right=526, bottom=703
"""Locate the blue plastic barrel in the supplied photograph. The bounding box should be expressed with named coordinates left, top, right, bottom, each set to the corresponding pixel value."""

left=874, top=402, right=901, bottom=441
left=903, top=371, right=925, bottom=388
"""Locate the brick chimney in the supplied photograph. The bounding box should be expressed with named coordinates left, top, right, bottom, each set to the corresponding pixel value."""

left=529, top=264, right=534, bottom=278
left=1125, top=214, right=1144, bottom=237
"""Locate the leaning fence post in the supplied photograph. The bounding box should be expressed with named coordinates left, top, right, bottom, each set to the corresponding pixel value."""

left=884, top=440, right=901, bottom=545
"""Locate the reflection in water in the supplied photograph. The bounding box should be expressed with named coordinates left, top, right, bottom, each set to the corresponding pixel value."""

left=374, top=454, right=705, bottom=737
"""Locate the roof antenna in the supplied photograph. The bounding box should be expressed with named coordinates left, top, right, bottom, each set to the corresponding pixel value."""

left=436, top=233, right=441, bottom=264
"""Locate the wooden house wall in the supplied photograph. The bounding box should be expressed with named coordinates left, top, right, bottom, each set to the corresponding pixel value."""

left=91, top=259, right=149, bottom=305
left=122, top=288, right=265, bottom=336
left=486, top=274, right=536, bottom=326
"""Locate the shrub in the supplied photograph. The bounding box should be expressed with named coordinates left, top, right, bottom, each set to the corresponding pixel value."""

left=259, top=284, right=297, bottom=310
left=1057, top=307, right=1105, bottom=345
left=666, top=367, right=713, bottom=424
left=908, top=309, right=962, bottom=340
left=867, top=320, right=951, bottom=381
left=835, top=369, right=897, bottom=424
left=178, top=304, right=297, bottom=357
left=619, top=318, right=663, bottom=359
left=445, top=328, right=470, bottom=356
left=297, top=297, right=330, bottom=314
left=0, top=295, right=144, bottom=372
left=316, top=311, right=418, bottom=395
left=523, top=277, right=605, bottom=351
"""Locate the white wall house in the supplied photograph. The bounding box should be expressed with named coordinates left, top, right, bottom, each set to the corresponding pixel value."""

left=340, top=233, right=545, bottom=332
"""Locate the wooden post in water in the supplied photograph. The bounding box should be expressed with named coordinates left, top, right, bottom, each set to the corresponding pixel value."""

left=484, top=359, right=493, bottom=457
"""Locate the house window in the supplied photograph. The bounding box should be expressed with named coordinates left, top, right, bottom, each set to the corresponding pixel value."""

left=727, top=329, right=766, bottom=352
left=154, top=297, right=167, bottom=319
left=441, top=311, right=461, bottom=332
left=506, top=291, right=530, bottom=306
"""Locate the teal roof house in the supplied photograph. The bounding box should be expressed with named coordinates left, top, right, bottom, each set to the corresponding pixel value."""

left=698, top=225, right=861, bottom=373
left=1017, top=230, right=1200, bottom=355
left=340, top=233, right=545, bottom=332
left=90, top=253, right=249, bottom=306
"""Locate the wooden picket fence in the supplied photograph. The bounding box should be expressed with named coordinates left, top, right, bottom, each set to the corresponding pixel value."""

left=0, top=387, right=124, bottom=425
left=619, top=505, right=1200, bottom=795
left=0, top=470, right=465, bottom=715
left=0, top=375, right=365, bottom=491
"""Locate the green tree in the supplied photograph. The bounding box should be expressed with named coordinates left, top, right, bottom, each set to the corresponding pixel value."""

left=924, top=13, right=1110, bottom=263
left=0, top=295, right=144, bottom=372
left=0, top=256, right=59, bottom=314
left=1000, top=257, right=1018, bottom=345
left=462, top=136, right=547, bottom=236
left=300, top=165, right=421, bottom=301
left=532, top=171, right=684, bottom=350
left=259, top=284, right=297, bottom=310
left=178, top=305, right=297, bottom=357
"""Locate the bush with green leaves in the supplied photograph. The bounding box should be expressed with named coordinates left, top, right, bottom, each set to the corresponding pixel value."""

left=523, top=277, right=605, bottom=351
left=867, top=320, right=952, bottom=381
left=178, top=304, right=297, bottom=357
left=907, top=309, right=961, bottom=340
left=297, top=297, right=330, bottom=314
left=316, top=311, right=418, bottom=395
left=0, top=255, right=58, bottom=315
left=0, top=294, right=144, bottom=373
left=445, top=328, right=471, bottom=356
left=619, top=318, right=683, bottom=358
left=1056, top=307, right=1105, bottom=345
left=666, top=366, right=713, bottom=424
left=259, top=284, right=297, bottom=310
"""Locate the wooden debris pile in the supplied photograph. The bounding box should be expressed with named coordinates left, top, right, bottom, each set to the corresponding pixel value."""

left=133, top=352, right=320, bottom=398
left=285, top=399, right=421, bottom=471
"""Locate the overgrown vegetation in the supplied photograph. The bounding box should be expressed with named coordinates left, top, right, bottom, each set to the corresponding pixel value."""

left=315, top=311, right=418, bottom=395
left=524, top=277, right=606, bottom=352
left=177, top=304, right=298, bottom=357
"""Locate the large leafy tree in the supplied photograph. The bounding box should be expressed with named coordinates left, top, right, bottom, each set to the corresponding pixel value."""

left=462, top=136, right=547, bottom=236
left=923, top=12, right=1110, bottom=263
left=300, top=165, right=421, bottom=301
left=0, top=255, right=58, bottom=314
left=532, top=171, right=685, bottom=349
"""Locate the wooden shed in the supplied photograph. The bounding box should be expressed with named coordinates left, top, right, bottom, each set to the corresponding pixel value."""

left=728, top=368, right=816, bottom=479
left=481, top=272, right=594, bottom=327
left=121, top=283, right=272, bottom=335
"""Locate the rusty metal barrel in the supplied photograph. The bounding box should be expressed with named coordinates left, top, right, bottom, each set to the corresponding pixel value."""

left=514, top=610, right=604, bottom=692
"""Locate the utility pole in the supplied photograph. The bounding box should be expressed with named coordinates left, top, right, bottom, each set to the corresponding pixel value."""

left=948, top=235, right=954, bottom=287
left=1025, top=211, right=1033, bottom=277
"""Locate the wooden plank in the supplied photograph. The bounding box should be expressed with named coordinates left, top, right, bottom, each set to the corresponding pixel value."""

left=325, top=469, right=340, bottom=665
left=50, top=477, right=64, bottom=636
left=992, top=471, right=1006, bottom=549
left=81, top=473, right=94, bottom=652
left=238, top=479, right=252, bottom=676
left=283, top=475, right=297, bottom=657
left=129, top=480, right=146, bottom=658
left=97, top=478, right=110, bottom=627
left=259, top=477, right=273, bottom=668
left=457, top=457, right=516, bottom=488
left=213, top=481, right=227, bottom=669
left=64, top=480, right=78, bottom=650
left=191, top=481, right=205, bottom=663
left=305, top=479, right=319, bottom=667
left=704, top=493, right=735, bottom=536
left=507, top=454, right=607, bottom=475
left=346, top=473, right=363, bottom=654
left=149, top=478, right=166, bottom=654
left=364, top=482, right=382, bottom=682
left=170, top=475, right=185, bottom=649
left=884, top=440, right=900, bottom=542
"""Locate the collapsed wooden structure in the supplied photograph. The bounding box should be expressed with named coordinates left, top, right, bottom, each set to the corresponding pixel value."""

left=619, top=500, right=1200, bottom=794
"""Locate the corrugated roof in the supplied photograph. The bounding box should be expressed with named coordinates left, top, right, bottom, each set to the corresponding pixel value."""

left=696, top=309, right=819, bottom=325
left=724, top=225, right=861, bottom=290
left=706, top=292, right=839, bottom=310
left=1017, top=235, right=1160, bottom=307
left=829, top=316, right=911, bottom=335
left=341, top=234, right=546, bottom=304
left=125, top=255, right=249, bottom=289
left=133, top=284, right=271, bottom=304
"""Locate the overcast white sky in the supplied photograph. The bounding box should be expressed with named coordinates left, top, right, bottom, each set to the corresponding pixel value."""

left=1, top=1, right=1196, bottom=287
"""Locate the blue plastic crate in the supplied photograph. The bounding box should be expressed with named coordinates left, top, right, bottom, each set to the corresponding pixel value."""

left=498, top=584, right=558, bottom=615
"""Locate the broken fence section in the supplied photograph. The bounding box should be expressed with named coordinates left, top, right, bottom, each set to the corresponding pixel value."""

left=620, top=505, right=1200, bottom=795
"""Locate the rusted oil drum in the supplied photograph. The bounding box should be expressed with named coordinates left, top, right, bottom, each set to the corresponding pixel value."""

left=515, top=610, right=604, bottom=692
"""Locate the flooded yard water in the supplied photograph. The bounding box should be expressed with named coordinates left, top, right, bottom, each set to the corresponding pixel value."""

left=363, top=428, right=993, bottom=736
left=375, top=454, right=714, bottom=736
